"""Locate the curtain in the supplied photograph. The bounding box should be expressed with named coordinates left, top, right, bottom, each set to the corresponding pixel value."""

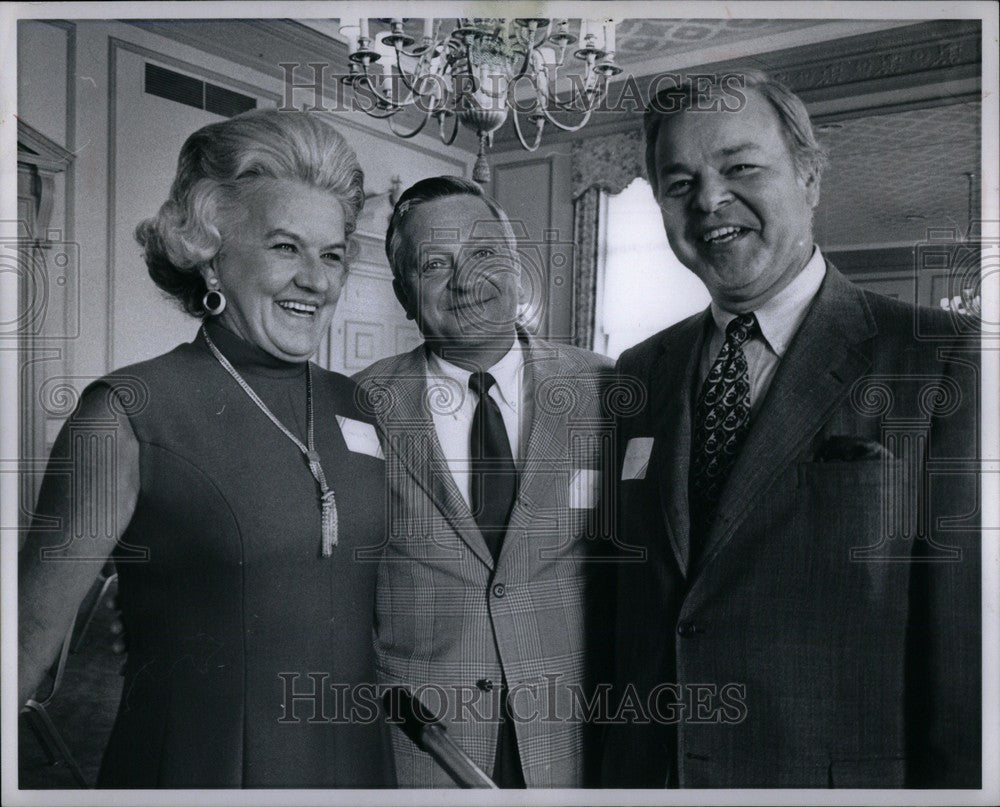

left=570, top=128, right=647, bottom=348
left=571, top=188, right=602, bottom=350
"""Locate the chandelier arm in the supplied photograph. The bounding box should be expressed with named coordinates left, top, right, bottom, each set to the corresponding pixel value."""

left=510, top=47, right=533, bottom=81
left=351, top=78, right=405, bottom=120
left=355, top=70, right=400, bottom=109
left=393, top=40, right=439, bottom=94
left=510, top=108, right=543, bottom=151
left=464, top=38, right=474, bottom=83
left=384, top=80, right=424, bottom=110
left=438, top=111, right=460, bottom=146
left=356, top=64, right=444, bottom=117
left=538, top=103, right=596, bottom=132
left=387, top=100, right=435, bottom=139
left=359, top=108, right=403, bottom=120
left=398, top=40, right=451, bottom=103
left=392, top=49, right=418, bottom=93
left=544, top=93, right=581, bottom=112
left=395, top=32, right=440, bottom=61
left=544, top=79, right=607, bottom=115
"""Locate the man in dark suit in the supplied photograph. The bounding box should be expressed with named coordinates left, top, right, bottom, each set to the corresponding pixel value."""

left=602, top=70, right=981, bottom=788
left=355, top=177, right=613, bottom=787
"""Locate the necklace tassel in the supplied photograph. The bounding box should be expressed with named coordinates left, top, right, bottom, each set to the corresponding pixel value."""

left=321, top=489, right=339, bottom=556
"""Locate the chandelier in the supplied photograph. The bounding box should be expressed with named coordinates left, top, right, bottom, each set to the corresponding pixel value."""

left=341, top=18, right=621, bottom=182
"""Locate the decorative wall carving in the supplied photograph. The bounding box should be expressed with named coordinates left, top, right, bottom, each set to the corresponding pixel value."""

left=774, top=30, right=980, bottom=94
left=16, top=119, right=74, bottom=244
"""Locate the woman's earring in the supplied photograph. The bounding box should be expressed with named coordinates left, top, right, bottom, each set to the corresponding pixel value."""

left=202, top=277, right=226, bottom=316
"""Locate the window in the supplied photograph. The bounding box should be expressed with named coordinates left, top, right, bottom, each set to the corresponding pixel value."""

left=594, top=177, right=710, bottom=359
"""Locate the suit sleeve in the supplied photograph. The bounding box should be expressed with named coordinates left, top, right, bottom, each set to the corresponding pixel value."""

left=905, top=336, right=981, bottom=787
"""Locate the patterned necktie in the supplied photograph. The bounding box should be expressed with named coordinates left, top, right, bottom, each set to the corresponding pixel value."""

left=689, top=312, right=758, bottom=546
left=469, top=371, right=517, bottom=561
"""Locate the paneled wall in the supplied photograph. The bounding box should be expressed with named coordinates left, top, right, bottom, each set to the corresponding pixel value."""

left=490, top=146, right=575, bottom=342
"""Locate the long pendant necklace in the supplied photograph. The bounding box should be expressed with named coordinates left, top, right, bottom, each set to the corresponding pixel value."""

left=202, top=325, right=338, bottom=556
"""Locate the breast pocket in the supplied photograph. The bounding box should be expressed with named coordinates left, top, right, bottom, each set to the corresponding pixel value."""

left=798, top=458, right=912, bottom=561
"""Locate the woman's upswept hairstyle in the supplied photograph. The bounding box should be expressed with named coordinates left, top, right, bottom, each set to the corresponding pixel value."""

left=136, top=109, right=365, bottom=316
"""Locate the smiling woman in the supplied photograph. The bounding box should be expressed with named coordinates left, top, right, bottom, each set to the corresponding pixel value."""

left=207, top=178, right=349, bottom=362
left=18, top=110, right=394, bottom=788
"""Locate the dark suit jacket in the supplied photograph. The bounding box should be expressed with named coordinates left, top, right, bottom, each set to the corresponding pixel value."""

left=602, top=264, right=981, bottom=788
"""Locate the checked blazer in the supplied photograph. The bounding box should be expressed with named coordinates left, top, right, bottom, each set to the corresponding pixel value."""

left=601, top=265, right=981, bottom=788
left=355, top=333, right=614, bottom=787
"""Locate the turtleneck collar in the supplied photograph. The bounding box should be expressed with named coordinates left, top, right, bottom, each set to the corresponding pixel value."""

left=199, top=318, right=308, bottom=379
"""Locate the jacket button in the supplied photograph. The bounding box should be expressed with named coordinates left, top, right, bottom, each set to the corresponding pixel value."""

left=677, top=621, right=701, bottom=637
left=476, top=678, right=494, bottom=692
left=492, top=583, right=506, bottom=598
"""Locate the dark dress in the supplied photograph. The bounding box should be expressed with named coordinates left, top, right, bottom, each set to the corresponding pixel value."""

left=93, top=320, right=391, bottom=787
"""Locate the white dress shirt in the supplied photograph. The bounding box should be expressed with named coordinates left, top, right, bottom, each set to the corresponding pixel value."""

left=699, top=247, right=827, bottom=412
left=426, top=340, right=527, bottom=508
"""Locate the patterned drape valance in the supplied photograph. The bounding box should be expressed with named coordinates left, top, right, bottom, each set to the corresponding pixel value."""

left=571, top=127, right=647, bottom=200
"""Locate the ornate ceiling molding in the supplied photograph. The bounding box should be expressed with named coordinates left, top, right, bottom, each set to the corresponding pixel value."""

left=769, top=20, right=980, bottom=101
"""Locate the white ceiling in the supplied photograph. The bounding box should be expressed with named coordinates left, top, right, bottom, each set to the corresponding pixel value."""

left=814, top=102, right=981, bottom=249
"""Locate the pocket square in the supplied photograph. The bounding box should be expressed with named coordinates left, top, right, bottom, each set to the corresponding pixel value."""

left=814, top=435, right=894, bottom=462
left=621, top=437, right=654, bottom=480
left=336, top=416, right=384, bottom=459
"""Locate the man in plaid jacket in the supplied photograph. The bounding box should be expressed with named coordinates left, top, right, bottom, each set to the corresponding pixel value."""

left=355, top=176, right=616, bottom=788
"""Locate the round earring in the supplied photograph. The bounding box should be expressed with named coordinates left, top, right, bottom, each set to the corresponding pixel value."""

left=202, top=278, right=227, bottom=316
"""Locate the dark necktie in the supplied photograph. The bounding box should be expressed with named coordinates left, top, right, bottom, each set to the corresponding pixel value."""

left=469, top=371, right=517, bottom=561
left=469, top=372, right=524, bottom=786
left=689, top=312, right=758, bottom=548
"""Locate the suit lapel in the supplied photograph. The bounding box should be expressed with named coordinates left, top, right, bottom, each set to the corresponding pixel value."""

left=378, top=347, right=495, bottom=569
left=650, top=312, right=709, bottom=579
left=691, top=265, right=877, bottom=577
left=497, top=335, right=571, bottom=568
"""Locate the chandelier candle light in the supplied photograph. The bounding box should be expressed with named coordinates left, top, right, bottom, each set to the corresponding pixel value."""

left=342, top=17, right=621, bottom=182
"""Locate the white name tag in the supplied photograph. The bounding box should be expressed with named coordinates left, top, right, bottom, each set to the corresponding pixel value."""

left=621, top=437, right=654, bottom=481
left=336, top=416, right=384, bottom=460
left=568, top=469, right=601, bottom=509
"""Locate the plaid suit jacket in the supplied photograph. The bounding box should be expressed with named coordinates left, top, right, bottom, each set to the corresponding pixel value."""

left=355, top=333, right=615, bottom=787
